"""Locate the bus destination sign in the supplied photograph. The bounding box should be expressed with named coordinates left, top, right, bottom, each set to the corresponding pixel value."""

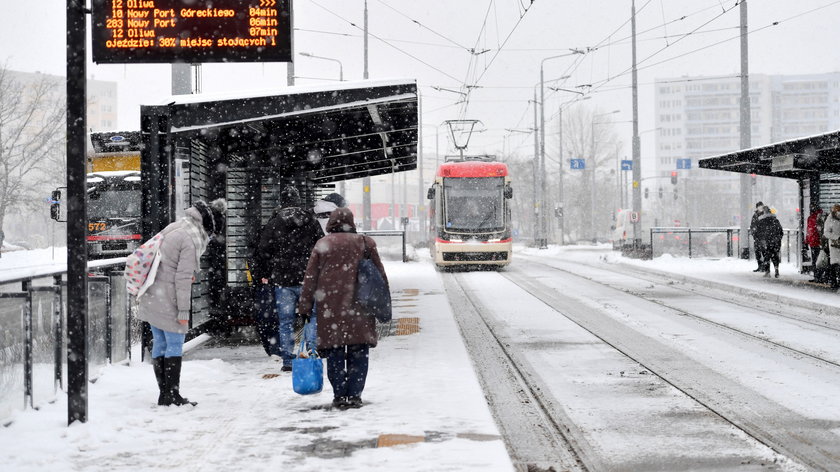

left=91, top=0, right=292, bottom=64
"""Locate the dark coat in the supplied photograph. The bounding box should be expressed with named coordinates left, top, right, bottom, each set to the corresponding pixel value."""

left=253, top=206, right=323, bottom=286
left=297, top=208, right=388, bottom=349
left=754, top=211, right=783, bottom=250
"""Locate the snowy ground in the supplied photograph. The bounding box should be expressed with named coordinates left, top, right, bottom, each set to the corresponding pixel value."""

left=2, top=243, right=836, bottom=471
left=0, top=257, right=513, bottom=472
left=520, top=243, right=839, bottom=310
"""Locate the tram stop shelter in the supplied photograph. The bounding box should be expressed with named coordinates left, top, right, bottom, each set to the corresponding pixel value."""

left=699, top=129, right=840, bottom=271
left=139, top=79, right=419, bottom=332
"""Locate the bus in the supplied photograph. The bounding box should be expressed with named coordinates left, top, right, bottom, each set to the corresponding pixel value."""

left=52, top=131, right=143, bottom=259
left=427, top=157, right=513, bottom=268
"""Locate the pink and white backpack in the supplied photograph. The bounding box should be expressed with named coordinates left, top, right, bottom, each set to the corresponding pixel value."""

left=124, top=232, right=164, bottom=297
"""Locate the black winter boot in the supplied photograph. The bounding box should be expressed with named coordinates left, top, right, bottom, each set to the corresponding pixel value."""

left=164, top=357, right=197, bottom=407
left=152, top=357, right=171, bottom=406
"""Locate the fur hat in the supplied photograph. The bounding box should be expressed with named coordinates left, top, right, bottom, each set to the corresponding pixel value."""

left=279, top=185, right=301, bottom=208
left=193, top=198, right=227, bottom=236
left=322, top=192, right=346, bottom=208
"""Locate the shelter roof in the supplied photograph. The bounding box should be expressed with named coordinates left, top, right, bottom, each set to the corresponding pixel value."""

left=699, top=129, right=840, bottom=180
left=141, top=79, right=418, bottom=183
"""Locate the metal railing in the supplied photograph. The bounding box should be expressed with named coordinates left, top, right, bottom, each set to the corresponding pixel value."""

left=0, top=259, right=131, bottom=425
left=649, top=227, right=801, bottom=265
left=358, top=229, right=408, bottom=262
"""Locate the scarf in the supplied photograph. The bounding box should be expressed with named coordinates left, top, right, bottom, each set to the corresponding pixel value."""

left=182, top=215, right=208, bottom=265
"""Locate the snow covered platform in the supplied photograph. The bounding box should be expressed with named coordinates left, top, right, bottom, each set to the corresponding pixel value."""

left=0, top=257, right=514, bottom=472
left=523, top=244, right=840, bottom=315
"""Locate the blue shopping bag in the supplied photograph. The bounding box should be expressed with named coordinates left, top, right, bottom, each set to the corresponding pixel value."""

left=292, top=340, right=323, bottom=395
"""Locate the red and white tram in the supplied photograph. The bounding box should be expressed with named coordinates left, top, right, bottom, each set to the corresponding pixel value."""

left=427, top=158, right=513, bottom=268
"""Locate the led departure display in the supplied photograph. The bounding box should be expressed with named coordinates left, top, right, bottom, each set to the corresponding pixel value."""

left=91, top=0, right=292, bottom=64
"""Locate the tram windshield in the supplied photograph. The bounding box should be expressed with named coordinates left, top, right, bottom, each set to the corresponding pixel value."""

left=443, top=177, right=505, bottom=232
left=88, top=186, right=142, bottom=219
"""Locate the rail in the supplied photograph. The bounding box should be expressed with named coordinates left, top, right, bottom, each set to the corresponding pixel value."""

left=649, top=227, right=801, bottom=265
left=0, top=258, right=132, bottom=425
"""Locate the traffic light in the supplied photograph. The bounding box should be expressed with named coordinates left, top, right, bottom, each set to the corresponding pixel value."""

left=750, top=173, right=757, bottom=186
left=670, top=171, right=678, bottom=185
left=644, top=187, right=649, bottom=199
left=658, top=187, right=663, bottom=199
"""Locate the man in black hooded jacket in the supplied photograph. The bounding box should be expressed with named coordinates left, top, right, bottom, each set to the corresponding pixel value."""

left=253, top=186, right=323, bottom=370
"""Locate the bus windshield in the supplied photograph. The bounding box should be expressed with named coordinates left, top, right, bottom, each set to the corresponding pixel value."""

left=88, top=187, right=142, bottom=219
left=443, top=177, right=505, bottom=232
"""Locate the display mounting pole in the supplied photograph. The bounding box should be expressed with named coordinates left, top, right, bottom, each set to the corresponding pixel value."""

left=362, top=0, right=371, bottom=230
left=66, top=0, right=89, bottom=425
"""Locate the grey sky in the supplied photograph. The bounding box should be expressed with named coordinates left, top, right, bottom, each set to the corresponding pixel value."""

left=2, top=0, right=839, bottom=169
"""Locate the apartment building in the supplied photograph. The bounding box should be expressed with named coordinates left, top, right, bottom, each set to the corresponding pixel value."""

left=653, top=72, right=840, bottom=227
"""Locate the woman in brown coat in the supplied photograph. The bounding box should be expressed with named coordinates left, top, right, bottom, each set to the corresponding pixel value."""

left=297, top=207, right=388, bottom=410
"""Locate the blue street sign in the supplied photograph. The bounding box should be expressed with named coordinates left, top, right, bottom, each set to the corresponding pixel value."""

left=677, top=158, right=692, bottom=170
left=570, top=159, right=586, bottom=170
left=621, top=160, right=633, bottom=171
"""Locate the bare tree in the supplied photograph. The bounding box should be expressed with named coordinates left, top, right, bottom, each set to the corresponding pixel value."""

left=555, top=106, right=622, bottom=242
left=0, top=66, right=66, bottom=254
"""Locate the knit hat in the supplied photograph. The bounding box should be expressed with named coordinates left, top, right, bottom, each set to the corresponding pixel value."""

left=322, top=192, right=346, bottom=208
left=279, top=185, right=301, bottom=208
left=755, top=201, right=764, bottom=208
left=193, top=198, right=227, bottom=236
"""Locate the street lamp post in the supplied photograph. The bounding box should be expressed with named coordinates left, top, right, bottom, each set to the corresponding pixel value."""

left=538, top=50, right=584, bottom=248
left=554, top=93, right=589, bottom=245
left=591, top=110, right=620, bottom=242
left=300, top=51, right=345, bottom=196
left=419, top=123, right=442, bottom=239
left=299, top=52, right=344, bottom=81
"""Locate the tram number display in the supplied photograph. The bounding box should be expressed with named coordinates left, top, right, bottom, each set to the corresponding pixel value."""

left=91, top=0, right=292, bottom=64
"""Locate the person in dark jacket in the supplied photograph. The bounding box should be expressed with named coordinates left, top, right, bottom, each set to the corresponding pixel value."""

left=253, top=185, right=322, bottom=370
left=753, top=205, right=784, bottom=278
left=297, top=207, right=388, bottom=410
left=138, top=198, right=226, bottom=407
left=748, top=201, right=765, bottom=272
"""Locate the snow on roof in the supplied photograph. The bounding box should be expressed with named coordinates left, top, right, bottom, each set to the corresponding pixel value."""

left=170, top=92, right=417, bottom=134
left=703, top=128, right=840, bottom=159
left=149, top=78, right=417, bottom=106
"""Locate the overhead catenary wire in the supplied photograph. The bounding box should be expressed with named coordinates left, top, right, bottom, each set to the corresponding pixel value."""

left=309, top=0, right=464, bottom=83
left=460, top=0, right=538, bottom=116
left=500, top=1, right=840, bottom=152
left=371, top=0, right=474, bottom=52
left=458, top=0, right=497, bottom=119
left=295, top=28, right=467, bottom=50
left=584, top=0, right=840, bottom=94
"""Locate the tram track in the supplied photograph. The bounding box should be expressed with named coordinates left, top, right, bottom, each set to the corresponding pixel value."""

left=516, top=254, right=840, bottom=372
left=443, top=272, right=593, bottom=472
left=496, top=257, right=840, bottom=472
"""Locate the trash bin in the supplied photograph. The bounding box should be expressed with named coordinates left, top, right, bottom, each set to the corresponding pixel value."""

left=740, top=247, right=750, bottom=260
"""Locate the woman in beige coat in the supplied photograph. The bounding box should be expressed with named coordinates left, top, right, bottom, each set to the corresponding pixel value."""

left=137, top=198, right=226, bottom=406
left=822, top=204, right=840, bottom=289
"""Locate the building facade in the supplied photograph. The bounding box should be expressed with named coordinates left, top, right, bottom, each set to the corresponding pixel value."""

left=653, top=72, right=840, bottom=228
